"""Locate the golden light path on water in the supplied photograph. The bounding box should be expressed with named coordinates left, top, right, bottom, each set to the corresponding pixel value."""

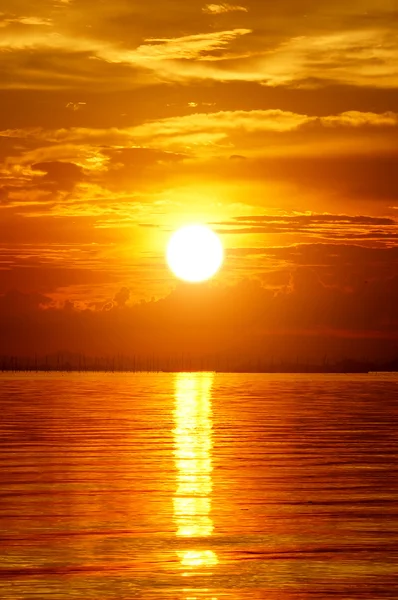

left=173, top=373, right=218, bottom=573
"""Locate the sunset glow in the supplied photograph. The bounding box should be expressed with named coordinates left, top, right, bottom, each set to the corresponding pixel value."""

left=0, top=0, right=398, bottom=364
left=1, top=1, right=397, bottom=598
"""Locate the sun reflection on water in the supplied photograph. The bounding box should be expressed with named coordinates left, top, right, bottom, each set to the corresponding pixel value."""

left=174, top=372, right=218, bottom=569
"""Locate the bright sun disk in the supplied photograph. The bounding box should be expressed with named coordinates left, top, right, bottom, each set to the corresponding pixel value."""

left=166, top=225, right=224, bottom=283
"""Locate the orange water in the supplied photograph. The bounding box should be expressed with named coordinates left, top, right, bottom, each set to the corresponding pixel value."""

left=0, top=373, right=397, bottom=599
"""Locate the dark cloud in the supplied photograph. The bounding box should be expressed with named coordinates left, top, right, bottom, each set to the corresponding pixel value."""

left=232, top=215, right=397, bottom=225
left=32, top=161, right=84, bottom=190
left=1, top=274, right=398, bottom=361
left=92, top=147, right=188, bottom=192
left=215, top=214, right=398, bottom=243
left=228, top=243, right=398, bottom=265
left=0, top=289, right=52, bottom=314
left=203, top=152, right=398, bottom=204
left=0, top=263, right=118, bottom=295
left=227, top=243, right=398, bottom=290
left=113, top=286, right=130, bottom=307
left=275, top=154, right=398, bottom=201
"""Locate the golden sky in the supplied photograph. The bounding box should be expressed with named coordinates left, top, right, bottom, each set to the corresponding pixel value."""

left=1, top=0, right=398, bottom=360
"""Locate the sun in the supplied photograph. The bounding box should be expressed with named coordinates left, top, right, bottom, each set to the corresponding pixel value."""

left=166, top=225, right=224, bottom=283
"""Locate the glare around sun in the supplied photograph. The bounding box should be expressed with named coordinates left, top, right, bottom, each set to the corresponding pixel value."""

left=166, top=225, right=224, bottom=283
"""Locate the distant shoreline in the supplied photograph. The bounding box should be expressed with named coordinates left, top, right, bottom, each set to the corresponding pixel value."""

left=2, top=368, right=398, bottom=375
left=2, top=354, right=398, bottom=374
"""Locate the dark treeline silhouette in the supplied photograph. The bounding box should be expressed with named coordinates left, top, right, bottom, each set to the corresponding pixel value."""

left=2, top=352, right=398, bottom=373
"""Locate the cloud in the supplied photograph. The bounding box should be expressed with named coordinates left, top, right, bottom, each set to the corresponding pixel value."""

left=233, top=215, right=397, bottom=225
left=0, top=2, right=397, bottom=90
left=233, top=152, right=398, bottom=202
left=1, top=108, right=397, bottom=221
left=32, top=161, right=84, bottom=190
left=215, top=213, right=398, bottom=243
left=126, top=110, right=398, bottom=151
left=203, top=4, right=248, bottom=15
left=0, top=23, right=252, bottom=89
left=321, top=111, right=398, bottom=128
left=274, top=28, right=398, bottom=89
left=131, top=29, right=251, bottom=62
left=8, top=109, right=394, bottom=152
left=113, top=286, right=130, bottom=307
left=2, top=272, right=398, bottom=362
left=0, top=289, right=52, bottom=314
left=122, top=25, right=398, bottom=88
left=66, top=102, right=86, bottom=112
left=0, top=14, right=52, bottom=27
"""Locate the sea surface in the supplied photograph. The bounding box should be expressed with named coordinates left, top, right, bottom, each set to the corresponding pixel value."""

left=0, top=372, right=397, bottom=599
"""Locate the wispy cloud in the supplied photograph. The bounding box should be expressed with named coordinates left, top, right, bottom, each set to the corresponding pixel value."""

left=1, top=7, right=397, bottom=90
left=1, top=110, right=397, bottom=158
left=65, top=102, right=86, bottom=112
left=215, top=213, right=398, bottom=243
left=129, top=110, right=398, bottom=143
left=131, top=29, right=251, bottom=61
left=258, top=29, right=398, bottom=88
left=0, top=14, right=52, bottom=27
left=0, top=25, right=252, bottom=89
left=43, top=109, right=394, bottom=154
left=0, top=25, right=250, bottom=61
left=203, top=4, right=248, bottom=15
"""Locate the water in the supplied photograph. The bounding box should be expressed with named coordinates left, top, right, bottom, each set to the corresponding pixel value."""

left=0, top=372, right=397, bottom=599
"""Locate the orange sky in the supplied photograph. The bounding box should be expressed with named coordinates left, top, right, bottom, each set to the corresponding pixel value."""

left=1, top=0, right=398, bottom=360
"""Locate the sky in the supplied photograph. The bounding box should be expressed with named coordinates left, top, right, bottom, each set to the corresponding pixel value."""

left=1, top=0, right=398, bottom=361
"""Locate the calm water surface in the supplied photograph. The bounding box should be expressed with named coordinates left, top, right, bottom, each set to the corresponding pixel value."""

left=0, top=373, right=397, bottom=599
